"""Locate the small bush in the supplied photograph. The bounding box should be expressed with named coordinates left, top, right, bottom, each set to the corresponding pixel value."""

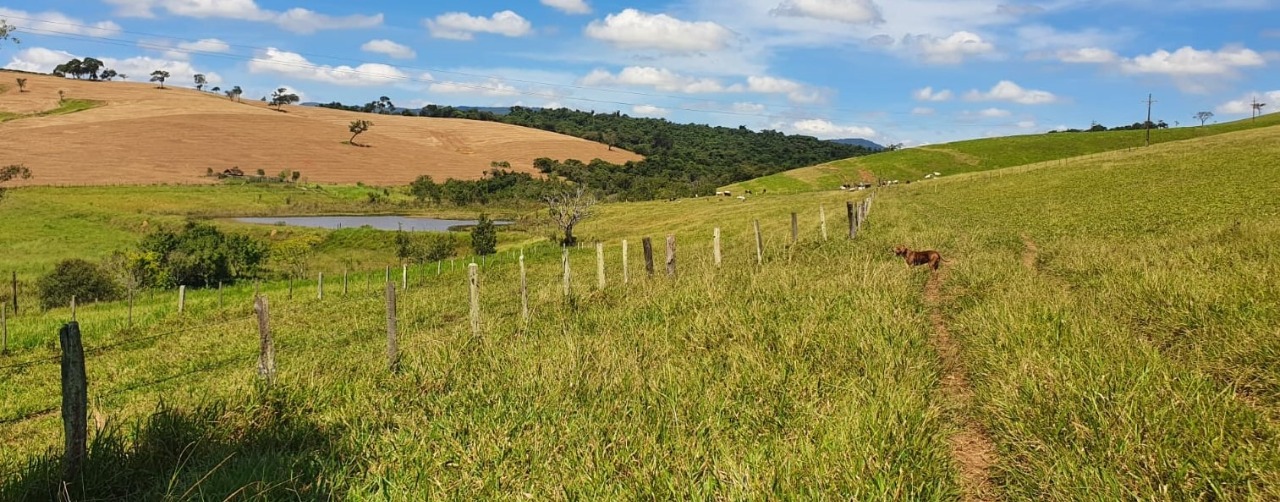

left=37, top=259, right=121, bottom=309
left=471, top=213, right=498, bottom=256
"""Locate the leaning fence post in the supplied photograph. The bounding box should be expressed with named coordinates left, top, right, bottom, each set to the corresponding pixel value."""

left=562, top=248, right=572, bottom=297
left=178, top=285, right=186, bottom=314
left=791, top=212, right=799, bottom=244
left=59, top=321, right=87, bottom=483
left=642, top=238, right=655, bottom=276
left=254, top=295, right=275, bottom=385
left=469, top=263, right=481, bottom=336
left=665, top=235, right=677, bottom=277
left=519, top=252, right=529, bottom=325
left=596, top=242, right=606, bottom=290
left=714, top=228, right=722, bottom=267
left=622, top=240, right=630, bottom=285
left=386, top=282, right=399, bottom=373
left=317, top=272, right=324, bottom=300
left=847, top=202, right=856, bottom=239
left=820, top=206, right=828, bottom=241
left=754, top=220, right=764, bottom=265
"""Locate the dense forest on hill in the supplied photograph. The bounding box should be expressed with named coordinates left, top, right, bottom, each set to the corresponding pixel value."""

left=317, top=102, right=876, bottom=200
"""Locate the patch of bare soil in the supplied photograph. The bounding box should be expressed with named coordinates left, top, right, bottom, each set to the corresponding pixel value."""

left=1020, top=235, right=1039, bottom=271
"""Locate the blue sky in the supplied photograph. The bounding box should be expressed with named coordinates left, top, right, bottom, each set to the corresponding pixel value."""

left=2, top=0, right=1277, bottom=145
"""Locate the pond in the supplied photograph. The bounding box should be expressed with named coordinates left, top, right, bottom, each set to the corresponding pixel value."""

left=233, top=215, right=509, bottom=232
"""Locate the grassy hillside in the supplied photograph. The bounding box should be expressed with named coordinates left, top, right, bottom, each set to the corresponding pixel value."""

left=2, top=123, right=1279, bottom=498
left=727, top=112, right=1280, bottom=194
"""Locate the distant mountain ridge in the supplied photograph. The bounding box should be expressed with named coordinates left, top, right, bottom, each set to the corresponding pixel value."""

left=829, top=138, right=885, bottom=150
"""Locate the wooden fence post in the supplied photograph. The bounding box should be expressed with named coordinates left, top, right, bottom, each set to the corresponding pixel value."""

left=666, top=235, right=677, bottom=277
left=469, top=263, right=480, bottom=336
left=820, top=206, right=828, bottom=241
left=643, top=238, right=655, bottom=276
left=178, top=286, right=185, bottom=314
left=317, top=272, right=324, bottom=300
left=402, top=264, right=408, bottom=291
left=596, top=242, right=606, bottom=290
left=847, top=202, right=856, bottom=239
left=562, top=248, right=572, bottom=297
left=791, top=212, right=799, bottom=244
left=59, top=321, right=87, bottom=482
left=343, top=269, right=349, bottom=295
left=437, top=261, right=442, bottom=276
left=714, top=228, right=722, bottom=267
left=254, top=296, right=275, bottom=385
left=386, top=283, right=399, bottom=373
left=385, top=266, right=390, bottom=284
left=519, top=252, right=529, bottom=325
left=622, top=240, right=630, bottom=285
left=754, top=220, right=764, bottom=265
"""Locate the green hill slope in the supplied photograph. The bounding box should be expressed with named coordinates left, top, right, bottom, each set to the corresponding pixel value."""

left=727, top=112, right=1280, bottom=194
left=3, top=122, right=1279, bottom=498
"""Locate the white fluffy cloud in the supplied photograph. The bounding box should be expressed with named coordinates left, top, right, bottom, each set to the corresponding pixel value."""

left=178, top=38, right=231, bottom=54
left=541, top=0, right=592, bottom=15
left=0, top=8, right=122, bottom=37
left=906, top=31, right=995, bottom=64
left=632, top=104, right=670, bottom=116
left=248, top=48, right=410, bottom=87
left=581, top=67, right=727, bottom=93
left=770, top=0, right=883, bottom=24
left=361, top=39, right=416, bottom=59
left=977, top=107, right=1011, bottom=117
left=102, top=0, right=381, bottom=34
left=426, top=11, right=533, bottom=40
left=1215, top=90, right=1279, bottom=115
left=429, top=79, right=522, bottom=97
left=585, top=9, right=735, bottom=53
left=1121, top=46, right=1264, bottom=76
left=913, top=86, right=953, bottom=102
left=784, top=119, right=877, bottom=140
left=4, top=47, right=78, bottom=73
left=1057, top=47, right=1119, bottom=64
left=746, top=75, right=827, bottom=104
left=965, top=80, right=1058, bottom=104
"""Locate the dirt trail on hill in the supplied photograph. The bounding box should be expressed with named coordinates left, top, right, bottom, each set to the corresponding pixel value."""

left=925, top=269, right=999, bottom=501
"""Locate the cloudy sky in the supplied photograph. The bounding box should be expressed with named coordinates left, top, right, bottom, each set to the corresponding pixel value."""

left=2, top=0, right=1277, bottom=145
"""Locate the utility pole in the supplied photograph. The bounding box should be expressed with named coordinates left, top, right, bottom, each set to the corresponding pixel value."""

left=1144, top=93, right=1157, bottom=147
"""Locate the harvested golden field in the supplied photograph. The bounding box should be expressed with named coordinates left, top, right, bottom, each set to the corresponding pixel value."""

left=0, top=71, right=640, bottom=186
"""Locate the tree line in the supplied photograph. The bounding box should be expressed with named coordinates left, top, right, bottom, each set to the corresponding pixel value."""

left=318, top=101, right=878, bottom=200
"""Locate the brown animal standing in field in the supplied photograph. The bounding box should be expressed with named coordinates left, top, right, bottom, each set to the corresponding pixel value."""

left=895, top=245, right=943, bottom=270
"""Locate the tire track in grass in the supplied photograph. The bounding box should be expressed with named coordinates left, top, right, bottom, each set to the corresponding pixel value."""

left=925, top=268, right=998, bottom=501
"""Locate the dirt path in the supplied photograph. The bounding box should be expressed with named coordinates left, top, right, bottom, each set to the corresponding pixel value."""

left=925, top=269, right=998, bottom=501
left=1020, top=235, right=1039, bottom=271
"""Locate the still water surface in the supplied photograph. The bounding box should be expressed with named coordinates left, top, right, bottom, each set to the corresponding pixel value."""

left=234, top=215, right=507, bottom=232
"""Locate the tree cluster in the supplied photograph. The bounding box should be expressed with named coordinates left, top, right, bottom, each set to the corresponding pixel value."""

left=136, top=222, right=269, bottom=288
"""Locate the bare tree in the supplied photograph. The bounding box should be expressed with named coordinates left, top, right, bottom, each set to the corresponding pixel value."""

left=544, top=186, right=596, bottom=246
left=1194, top=111, right=1213, bottom=127
left=15, top=77, right=26, bottom=92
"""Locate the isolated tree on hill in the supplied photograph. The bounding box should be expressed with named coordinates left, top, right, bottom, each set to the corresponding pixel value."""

left=54, top=59, right=83, bottom=79
left=99, top=69, right=118, bottom=81
left=210, top=86, right=220, bottom=93
left=194, top=73, right=206, bottom=91
left=231, top=85, right=243, bottom=102
left=348, top=119, right=372, bottom=145
left=81, top=57, right=104, bottom=80
left=15, top=77, right=26, bottom=92
left=150, top=70, right=170, bottom=89
left=545, top=186, right=596, bottom=246
left=0, top=164, right=32, bottom=202
left=1194, top=111, right=1213, bottom=126
left=270, top=88, right=299, bottom=111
